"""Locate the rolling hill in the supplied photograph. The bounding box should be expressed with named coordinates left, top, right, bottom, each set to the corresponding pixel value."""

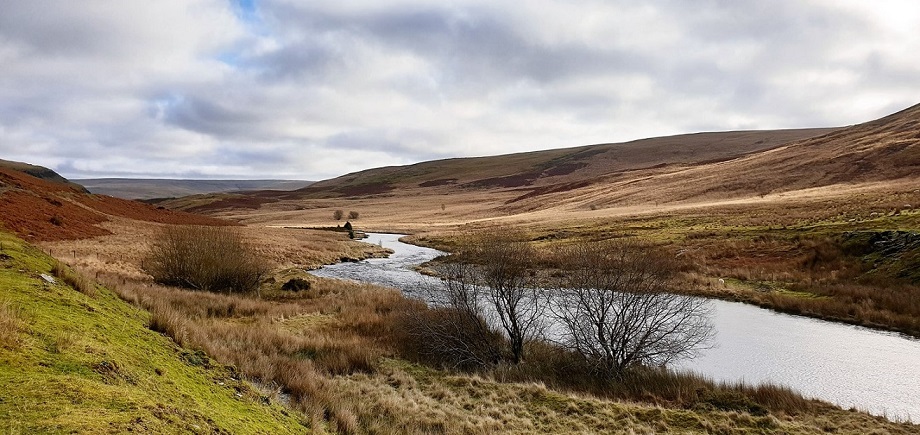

left=166, top=127, right=837, bottom=214
left=303, top=127, right=837, bottom=195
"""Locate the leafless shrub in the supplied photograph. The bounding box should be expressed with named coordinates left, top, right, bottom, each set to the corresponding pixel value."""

left=143, top=225, right=268, bottom=294
left=550, top=238, right=713, bottom=378
left=400, top=305, right=504, bottom=371
left=348, top=211, right=360, bottom=220
left=333, top=209, right=344, bottom=220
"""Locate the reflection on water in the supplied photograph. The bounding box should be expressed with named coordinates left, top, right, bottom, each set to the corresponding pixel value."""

left=310, top=233, right=920, bottom=420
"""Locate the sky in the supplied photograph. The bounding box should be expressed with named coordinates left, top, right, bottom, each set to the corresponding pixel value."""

left=1, top=1, right=919, bottom=181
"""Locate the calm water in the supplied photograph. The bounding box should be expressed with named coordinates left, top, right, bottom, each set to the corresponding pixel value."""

left=310, top=233, right=920, bottom=420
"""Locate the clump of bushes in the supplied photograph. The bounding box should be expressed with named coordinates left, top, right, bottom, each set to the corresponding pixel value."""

left=143, top=225, right=268, bottom=294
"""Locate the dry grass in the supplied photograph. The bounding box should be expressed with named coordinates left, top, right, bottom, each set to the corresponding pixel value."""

left=672, top=230, right=920, bottom=336
left=90, top=262, right=842, bottom=432
left=50, top=259, right=97, bottom=297
left=101, top=272, right=410, bottom=433
left=35, top=215, right=920, bottom=433
left=40, top=218, right=390, bottom=282
left=0, top=301, right=23, bottom=349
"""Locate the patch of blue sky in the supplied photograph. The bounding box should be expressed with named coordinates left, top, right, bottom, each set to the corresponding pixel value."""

left=219, top=0, right=269, bottom=68
left=232, top=0, right=258, bottom=22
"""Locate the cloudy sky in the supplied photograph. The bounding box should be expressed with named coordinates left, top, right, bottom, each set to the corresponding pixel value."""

left=1, top=1, right=919, bottom=180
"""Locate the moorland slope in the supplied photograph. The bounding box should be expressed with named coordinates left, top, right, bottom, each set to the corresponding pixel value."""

left=0, top=162, right=229, bottom=241
left=167, top=104, right=918, bottom=228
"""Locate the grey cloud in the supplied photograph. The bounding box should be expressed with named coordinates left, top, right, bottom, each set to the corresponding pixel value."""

left=157, top=95, right=266, bottom=138
left=1, top=0, right=919, bottom=180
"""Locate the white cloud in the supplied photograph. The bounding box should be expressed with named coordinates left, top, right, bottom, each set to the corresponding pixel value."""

left=0, top=0, right=919, bottom=180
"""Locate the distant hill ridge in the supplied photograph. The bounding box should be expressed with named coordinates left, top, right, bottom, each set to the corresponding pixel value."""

left=75, top=178, right=315, bottom=200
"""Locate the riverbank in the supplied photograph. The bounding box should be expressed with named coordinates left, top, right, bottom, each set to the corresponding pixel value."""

left=320, top=232, right=920, bottom=421
left=402, top=212, right=920, bottom=340
left=28, top=223, right=918, bottom=432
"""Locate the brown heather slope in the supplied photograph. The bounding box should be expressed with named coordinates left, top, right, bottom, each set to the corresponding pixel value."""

left=303, top=127, right=836, bottom=193
left=165, top=127, right=835, bottom=214
left=0, top=163, right=230, bottom=241
left=526, top=102, right=920, bottom=211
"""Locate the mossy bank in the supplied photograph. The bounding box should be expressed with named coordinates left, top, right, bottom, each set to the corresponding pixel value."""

left=0, top=230, right=308, bottom=434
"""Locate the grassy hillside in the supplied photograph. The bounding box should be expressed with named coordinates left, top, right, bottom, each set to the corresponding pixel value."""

left=304, top=128, right=836, bottom=193
left=163, top=103, right=918, bottom=223
left=535, top=102, right=920, bottom=210
left=0, top=230, right=308, bottom=433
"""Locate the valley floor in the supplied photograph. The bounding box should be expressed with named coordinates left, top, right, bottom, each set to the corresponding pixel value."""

left=23, top=217, right=920, bottom=434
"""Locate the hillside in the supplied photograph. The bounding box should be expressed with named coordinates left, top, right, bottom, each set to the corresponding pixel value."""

left=76, top=178, right=314, bottom=200
left=519, top=102, right=920, bottom=211
left=0, top=230, right=307, bottom=433
left=0, top=162, right=230, bottom=241
left=304, top=127, right=836, bottom=195
left=167, top=102, right=920, bottom=224
left=165, top=127, right=836, bottom=215
left=0, top=158, right=88, bottom=192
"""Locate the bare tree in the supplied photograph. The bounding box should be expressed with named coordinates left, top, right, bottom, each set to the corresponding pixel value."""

left=348, top=211, right=360, bottom=220
left=550, top=238, right=712, bottom=378
left=333, top=210, right=344, bottom=220
left=470, top=230, right=546, bottom=364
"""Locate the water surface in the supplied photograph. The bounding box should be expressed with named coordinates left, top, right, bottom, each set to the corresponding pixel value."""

left=310, top=233, right=920, bottom=420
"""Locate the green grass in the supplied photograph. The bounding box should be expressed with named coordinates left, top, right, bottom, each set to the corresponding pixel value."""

left=0, top=231, right=308, bottom=434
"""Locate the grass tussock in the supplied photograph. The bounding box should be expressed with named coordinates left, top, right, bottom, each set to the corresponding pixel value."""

left=50, top=260, right=97, bottom=297
left=0, top=301, right=23, bottom=349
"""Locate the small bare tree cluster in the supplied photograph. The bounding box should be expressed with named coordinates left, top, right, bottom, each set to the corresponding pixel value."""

left=550, top=239, right=712, bottom=378
left=414, top=230, right=545, bottom=366
left=334, top=210, right=360, bottom=220
left=144, top=225, right=269, bottom=294
left=411, top=231, right=711, bottom=375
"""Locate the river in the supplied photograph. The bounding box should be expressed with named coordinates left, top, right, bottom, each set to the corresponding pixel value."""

left=309, top=232, right=920, bottom=420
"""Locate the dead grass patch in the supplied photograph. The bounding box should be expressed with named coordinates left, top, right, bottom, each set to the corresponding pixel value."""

left=51, top=260, right=97, bottom=297
left=0, top=301, right=23, bottom=349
